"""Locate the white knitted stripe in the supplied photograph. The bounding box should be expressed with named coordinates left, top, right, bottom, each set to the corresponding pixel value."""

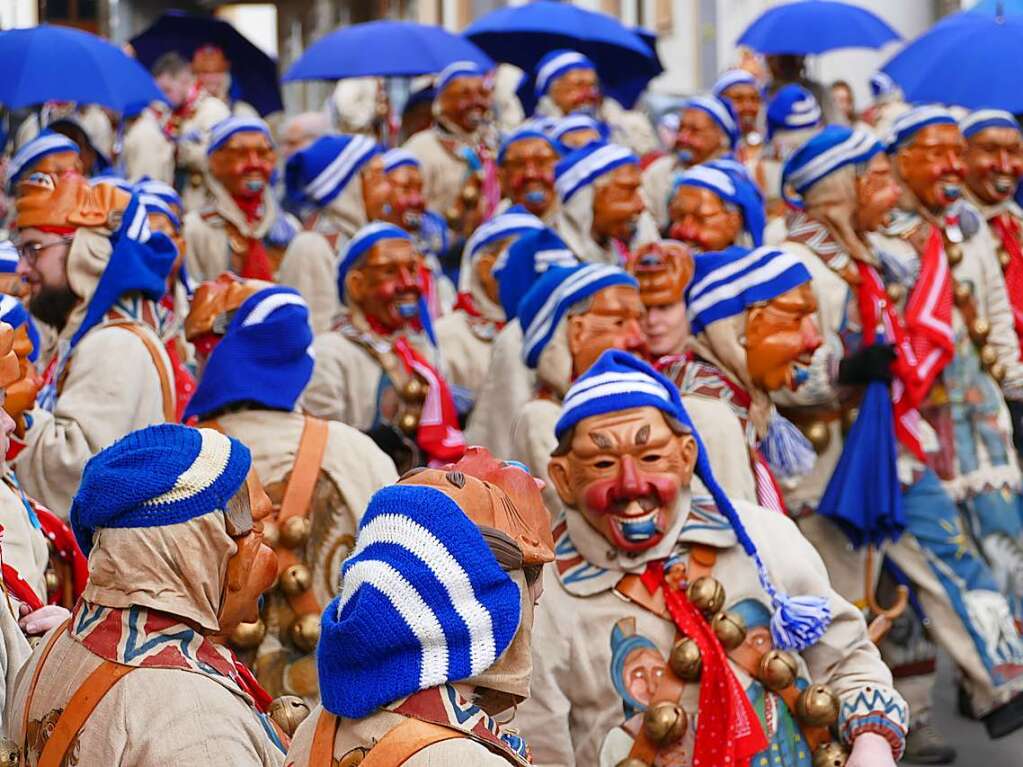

left=436, top=61, right=482, bottom=93
left=126, top=199, right=151, bottom=242
left=713, top=69, right=757, bottom=97
left=785, top=95, right=822, bottom=129
left=523, top=265, right=621, bottom=359
left=533, top=248, right=577, bottom=271
left=960, top=109, right=1019, bottom=136
left=688, top=251, right=805, bottom=321
left=339, top=559, right=450, bottom=688
left=381, top=148, right=419, bottom=173
left=465, top=213, right=544, bottom=261
left=306, top=135, right=376, bottom=203
left=209, top=117, right=270, bottom=153
left=0, top=242, right=17, bottom=268
left=241, top=292, right=308, bottom=327
left=889, top=106, right=956, bottom=147
left=565, top=369, right=664, bottom=399
left=142, top=429, right=233, bottom=507
left=688, top=246, right=781, bottom=305
left=678, top=165, right=736, bottom=197
left=687, top=96, right=737, bottom=136
left=555, top=144, right=634, bottom=202
left=551, top=114, right=601, bottom=140
left=9, top=134, right=78, bottom=182
left=358, top=513, right=498, bottom=673
left=139, top=194, right=176, bottom=223
left=786, top=130, right=878, bottom=192
left=563, top=379, right=673, bottom=413
left=536, top=52, right=592, bottom=95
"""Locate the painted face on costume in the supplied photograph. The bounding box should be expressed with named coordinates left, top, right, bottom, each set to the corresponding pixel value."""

left=964, top=126, right=1023, bottom=205
left=722, top=84, right=762, bottom=136
left=4, top=324, right=42, bottom=438
left=668, top=185, right=742, bottom=251
left=548, top=407, right=698, bottom=553
left=437, top=76, right=492, bottom=134
left=568, top=284, right=647, bottom=378
left=386, top=164, right=425, bottom=229
left=361, top=156, right=394, bottom=222
left=628, top=240, right=694, bottom=308
left=676, top=108, right=726, bottom=167
left=896, top=123, right=967, bottom=213
left=500, top=138, right=558, bottom=217
left=549, top=68, right=601, bottom=116
left=745, top=283, right=821, bottom=392
left=624, top=647, right=666, bottom=706
left=208, top=131, right=276, bottom=199
left=855, top=152, right=901, bottom=233
left=474, top=245, right=503, bottom=306
left=591, top=164, right=645, bottom=244
left=346, top=237, right=423, bottom=332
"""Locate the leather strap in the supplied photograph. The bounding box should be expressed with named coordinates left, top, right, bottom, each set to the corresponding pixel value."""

left=37, top=660, right=135, bottom=767
left=20, top=620, right=69, bottom=765
left=107, top=321, right=175, bottom=422
left=308, top=709, right=338, bottom=766
left=361, top=717, right=466, bottom=767
left=278, top=417, right=328, bottom=525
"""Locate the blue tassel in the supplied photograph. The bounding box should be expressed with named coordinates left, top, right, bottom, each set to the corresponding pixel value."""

left=760, top=411, right=816, bottom=480
left=769, top=592, right=833, bottom=651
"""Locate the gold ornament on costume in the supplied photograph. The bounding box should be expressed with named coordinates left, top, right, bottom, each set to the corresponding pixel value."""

left=841, top=408, right=859, bottom=435
left=946, top=243, right=963, bottom=266
left=398, top=411, right=420, bottom=435
left=403, top=377, right=427, bottom=401
left=758, top=649, right=799, bottom=691
left=0, top=738, right=18, bottom=767
left=44, top=570, right=59, bottom=594
left=970, top=317, right=991, bottom=344
left=811, top=741, right=849, bottom=767
left=289, top=613, right=321, bottom=652
left=642, top=702, right=687, bottom=745
left=261, top=520, right=280, bottom=549
left=795, top=684, right=840, bottom=728
left=884, top=283, right=904, bottom=303
left=279, top=564, right=312, bottom=596
left=668, top=637, right=702, bottom=681
left=980, top=344, right=998, bottom=367
left=686, top=576, right=725, bottom=615
left=712, top=610, right=747, bottom=650
left=953, top=282, right=972, bottom=306
left=268, top=695, right=311, bottom=737
left=804, top=421, right=831, bottom=454
left=280, top=516, right=311, bottom=549
left=230, top=618, right=267, bottom=650
left=626, top=241, right=695, bottom=308
left=999, top=248, right=1012, bottom=268
left=990, top=361, right=1007, bottom=382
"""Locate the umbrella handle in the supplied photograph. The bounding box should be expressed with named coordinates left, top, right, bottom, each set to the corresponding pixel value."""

left=864, top=544, right=910, bottom=644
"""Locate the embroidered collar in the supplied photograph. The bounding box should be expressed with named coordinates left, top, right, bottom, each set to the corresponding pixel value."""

left=786, top=211, right=853, bottom=272
left=668, top=358, right=758, bottom=450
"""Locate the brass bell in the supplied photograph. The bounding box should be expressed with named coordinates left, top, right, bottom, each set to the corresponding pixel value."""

left=268, top=695, right=311, bottom=737
left=980, top=344, right=998, bottom=367
left=990, top=361, right=1007, bottom=382
left=712, top=611, right=747, bottom=651
left=615, top=760, right=649, bottom=767
left=403, top=378, right=426, bottom=401
left=398, top=411, right=419, bottom=435
left=668, top=637, right=702, bottom=681
left=230, top=618, right=266, bottom=650
left=642, top=701, right=687, bottom=746
left=999, top=248, right=1012, bottom=268
left=280, top=564, right=312, bottom=596
left=289, top=613, right=321, bottom=652
left=0, top=737, right=19, bottom=767
left=953, top=281, right=973, bottom=306
left=280, top=516, right=311, bottom=549
left=44, top=569, right=59, bottom=594
left=884, top=283, right=904, bottom=303
left=811, top=741, right=849, bottom=767
left=462, top=185, right=480, bottom=204
left=971, top=317, right=991, bottom=344
left=262, top=519, right=280, bottom=549
left=758, top=649, right=799, bottom=692
left=445, top=206, right=460, bottom=223
left=686, top=576, right=725, bottom=615
left=841, top=407, right=859, bottom=434
left=804, top=421, right=831, bottom=454
left=795, top=684, right=840, bottom=728
left=946, top=244, right=963, bottom=266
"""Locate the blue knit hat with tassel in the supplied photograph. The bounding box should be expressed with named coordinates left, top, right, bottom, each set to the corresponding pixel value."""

left=554, top=350, right=832, bottom=651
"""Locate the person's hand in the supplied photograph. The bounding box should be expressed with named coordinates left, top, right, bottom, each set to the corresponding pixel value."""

left=18, top=603, right=70, bottom=636
left=846, top=732, right=897, bottom=767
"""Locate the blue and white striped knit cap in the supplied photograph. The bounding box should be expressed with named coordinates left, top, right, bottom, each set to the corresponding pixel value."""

left=0, top=241, right=17, bottom=274
left=497, top=126, right=556, bottom=165
left=381, top=148, right=420, bottom=174
left=462, top=206, right=545, bottom=289
left=0, top=294, right=40, bottom=363
left=535, top=50, right=597, bottom=99
left=684, top=96, right=740, bottom=150
left=886, top=105, right=957, bottom=154
left=337, top=222, right=413, bottom=304
left=782, top=126, right=885, bottom=205
left=8, top=131, right=79, bottom=189
left=555, top=141, right=638, bottom=204
left=70, top=424, right=252, bottom=556
left=136, top=177, right=183, bottom=211
left=184, top=287, right=314, bottom=421
left=435, top=60, right=488, bottom=94
left=960, top=109, right=1021, bottom=140
left=518, top=263, right=637, bottom=368
left=318, top=483, right=522, bottom=718
left=766, top=84, right=822, bottom=141
left=138, top=190, right=182, bottom=230
left=494, top=227, right=579, bottom=319
left=207, top=116, right=273, bottom=156
left=686, top=245, right=812, bottom=336
left=557, top=350, right=832, bottom=651
left=548, top=114, right=610, bottom=148
left=285, top=134, right=381, bottom=207
left=673, top=159, right=766, bottom=246
left=712, top=69, right=758, bottom=99
left=869, top=72, right=898, bottom=99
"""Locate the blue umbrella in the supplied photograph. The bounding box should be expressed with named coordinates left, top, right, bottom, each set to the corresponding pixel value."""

left=971, top=0, right=1023, bottom=14
left=604, top=28, right=664, bottom=110
left=737, top=1, right=900, bottom=55
left=284, top=21, right=492, bottom=81
left=816, top=377, right=905, bottom=548
left=882, top=11, right=1023, bottom=112
left=0, top=25, right=164, bottom=112
left=130, top=11, right=283, bottom=117
left=464, top=1, right=660, bottom=97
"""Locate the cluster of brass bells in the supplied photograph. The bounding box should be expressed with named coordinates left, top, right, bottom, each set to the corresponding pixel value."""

left=642, top=701, right=688, bottom=746
left=687, top=577, right=748, bottom=650
left=946, top=242, right=964, bottom=266
left=795, top=684, right=841, bottom=728
left=885, top=282, right=905, bottom=304
left=230, top=618, right=267, bottom=650
left=950, top=271, right=1006, bottom=382
left=811, top=741, right=850, bottom=767
left=280, top=564, right=313, bottom=596
left=759, top=649, right=800, bottom=691
left=268, top=695, right=311, bottom=737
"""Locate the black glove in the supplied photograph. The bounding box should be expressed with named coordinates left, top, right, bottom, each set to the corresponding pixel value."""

left=837, top=344, right=897, bottom=386
left=1007, top=399, right=1023, bottom=456
left=364, top=422, right=422, bottom=474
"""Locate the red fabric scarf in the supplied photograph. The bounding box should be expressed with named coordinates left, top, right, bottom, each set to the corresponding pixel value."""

left=231, top=195, right=274, bottom=281
left=392, top=337, right=465, bottom=464
left=453, top=291, right=483, bottom=318
left=991, top=213, right=1023, bottom=356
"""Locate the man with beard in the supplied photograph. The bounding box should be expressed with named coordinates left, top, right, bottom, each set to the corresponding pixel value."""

left=713, top=69, right=764, bottom=166
left=496, top=126, right=560, bottom=223
left=302, top=223, right=464, bottom=472
left=185, top=117, right=296, bottom=284
left=11, top=164, right=178, bottom=516
left=643, top=96, right=739, bottom=232
left=515, top=349, right=905, bottom=767
left=667, top=158, right=766, bottom=250
left=555, top=141, right=659, bottom=266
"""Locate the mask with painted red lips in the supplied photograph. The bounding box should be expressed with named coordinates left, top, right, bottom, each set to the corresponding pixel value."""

left=582, top=467, right=681, bottom=551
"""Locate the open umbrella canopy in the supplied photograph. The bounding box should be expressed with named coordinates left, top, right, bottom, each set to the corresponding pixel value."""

left=284, top=20, right=492, bottom=81
left=130, top=11, right=283, bottom=117
left=882, top=11, right=1023, bottom=112
left=0, top=25, right=164, bottom=112
left=464, top=0, right=660, bottom=97
left=737, top=0, right=900, bottom=55
left=971, top=0, right=1023, bottom=14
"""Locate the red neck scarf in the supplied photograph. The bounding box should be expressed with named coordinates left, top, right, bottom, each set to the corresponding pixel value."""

left=392, top=337, right=465, bottom=464
left=230, top=195, right=274, bottom=281
left=991, top=213, right=1023, bottom=356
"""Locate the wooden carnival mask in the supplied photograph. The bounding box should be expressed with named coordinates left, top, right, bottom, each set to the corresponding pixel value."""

left=628, top=241, right=694, bottom=308
left=592, top=163, right=646, bottom=244
left=499, top=137, right=558, bottom=218
left=548, top=67, right=601, bottom=116
left=208, top=131, right=276, bottom=200
left=345, top=237, right=424, bottom=333
left=16, top=166, right=128, bottom=231
left=721, top=83, right=762, bottom=137
left=668, top=184, right=743, bottom=252
left=854, top=152, right=902, bottom=233
left=437, top=75, right=491, bottom=134
left=895, top=123, right=967, bottom=213
left=745, top=283, right=821, bottom=392
left=676, top=108, right=726, bottom=166
left=386, top=163, right=426, bottom=230
left=3, top=323, right=42, bottom=437
left=568, top=284, right=647, bottom=378
left=548, top=406, right=698, bottom=553
left=361, top=156, right=393, bottom=223
left=193, top=44, right=230, bottom=100
left=964, top=126, right=1023, bottom=206
left=185, top=274, right=272, bottom=359
left=474, top=245, right=504, bottom=306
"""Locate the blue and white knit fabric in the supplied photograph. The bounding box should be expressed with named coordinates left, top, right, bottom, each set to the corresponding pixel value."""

left=686, top=245, right=812, bottom=336
left=184, top=286, right=314, bottom=421
left=782, top=126, right=885, bottom=203
left=136, top=177, right=183, bottom=211
left=337, top=222, right=413, bottom=303
left=497, top=126, right=556, bottom=164
left=207, top=116, right=273, bottom=155
left=0, top=293, right=40, bottom=363
left=493, top=227, right=579, bottom=319
left=381, top=148, right=420, bottom=174
left=712, top=69, right=758, bottom=99
left=869, top=71, right=898, bottom=99
left=886, top=105, right=957, bottom=153
left=554, top=141, right=638, bottom=204
left=548, top=114, right=610, bottom=151
left=464, top=206, right=545, bottom=266
left=70, top=424, right=252, bottom=555
left=555, top=349, right=832, bottom=651
left=535, top=50, right=596, bottom=99
left=285, top=134, right=380, bottom=208
left=138, top=190, right=182, bottom=230
left=683, top=95, right=740, bottom=150
left=960, top=109, right=1021, bottom=140
left=436, top=60, right=488, bottom=94
left=0, top=241, right=17, bottom=274
left=518, top=263, right=637, bottom=368
left=673, top=159, right=766, bottom=246
left=8, top=131, right=79, bottom=188
left=765, top=84, right=822, bottom=141
left=318, top=483, right=521, bottom=719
